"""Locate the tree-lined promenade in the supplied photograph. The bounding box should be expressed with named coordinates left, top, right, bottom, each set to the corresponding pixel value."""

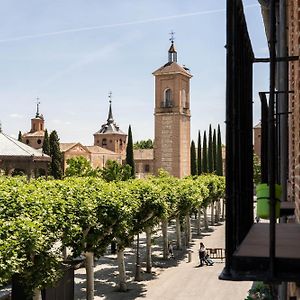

left=0, top=172, right=224, bottom=300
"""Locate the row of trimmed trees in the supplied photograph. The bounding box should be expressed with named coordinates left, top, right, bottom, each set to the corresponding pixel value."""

left=191, top=124, right=223, bottom=176
left=0, top=172, right=224, bottom=300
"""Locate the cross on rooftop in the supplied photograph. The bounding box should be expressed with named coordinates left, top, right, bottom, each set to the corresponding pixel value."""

left=36, top=97, right=40, bottom=117
left=169, top=30, right=175, bottom=43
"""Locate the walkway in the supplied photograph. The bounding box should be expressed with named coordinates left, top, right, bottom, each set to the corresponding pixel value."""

left=75, top=220, right=252, bottom=300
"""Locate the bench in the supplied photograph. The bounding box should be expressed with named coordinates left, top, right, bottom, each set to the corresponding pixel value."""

left=206, top=248, right=225, bottom=261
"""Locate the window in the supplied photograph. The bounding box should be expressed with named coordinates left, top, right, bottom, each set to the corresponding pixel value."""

left=144, top=164, right=150, bottom=173
left=37, top=139, right=42, bottom=144
left=102, top=139, right=107, bottom=146
left=163, top=88, right=172, bottom=107
left=26, top=139, right=29, bottom=144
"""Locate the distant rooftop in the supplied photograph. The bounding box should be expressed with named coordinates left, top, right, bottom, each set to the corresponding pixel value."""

left=0, top=131, right=50, bottom=160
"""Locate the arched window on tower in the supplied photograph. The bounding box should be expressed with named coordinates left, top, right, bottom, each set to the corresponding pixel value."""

left=181, top=89, right=187, bottom=108
left=163, top=88, right=172, bottom=108
left=102, top=138, right=107, bottom=146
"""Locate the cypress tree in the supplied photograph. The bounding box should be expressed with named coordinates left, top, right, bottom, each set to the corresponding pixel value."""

left=217, top=124, right=223, bottom=176
left=190, top=140, right=197, bottom=176
left=197, top=131, right=202, bottom=175
left=208, top=124, right=213, bottom=173
left=42, top=129, right=50, bottom=155
left=213, top=128, right=217, bottom=172
left=49, top=130, right=63, bottom=179
left=126, top=125, right=135, bottom=178
left=202, top=131, right=208, bottom=173
left=18, top=131, right=22, bottom=142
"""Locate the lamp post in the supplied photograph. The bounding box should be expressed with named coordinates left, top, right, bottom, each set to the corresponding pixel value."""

left=135, top=231, right=141, bottom=281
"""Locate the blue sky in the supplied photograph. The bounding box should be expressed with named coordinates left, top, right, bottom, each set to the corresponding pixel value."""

left=1, top=0, right=268, bottom=145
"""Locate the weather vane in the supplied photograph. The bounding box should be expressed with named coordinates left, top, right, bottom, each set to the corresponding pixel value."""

left=108, top=91, right=112, bottom=104
left=36, top=97, right=40, bottom=117
left=169, top=30, right=175, bottom=43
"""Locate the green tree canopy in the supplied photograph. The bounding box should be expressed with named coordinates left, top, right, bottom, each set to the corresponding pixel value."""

left=202, top=131, right=208, bottom=173
left=65, top=156, right=97, bottom=177
left=197, top=131, right=202, bottom=175
left=18, top=131, right=22, bottom=142
left=213, top=128, right=217, bottom=172
left=42, top=129, right=50, bottom=155
left=253, top=153, right=261, bottom=185
left=133, top=139, right=153, bottom=149
left=216, top=124, right=223, bottom=176
left=126, top=125, right=135, bottom=178
left=101, top=160, right=131, bottom=182
left=208, top=124, right=213, bottom=173
left=190, top=140, right=197, bottom=176
left=49, top=130, right=63, bottom=179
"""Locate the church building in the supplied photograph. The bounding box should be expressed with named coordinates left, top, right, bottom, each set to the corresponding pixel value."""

left=19, top=37, right=192, bottom=178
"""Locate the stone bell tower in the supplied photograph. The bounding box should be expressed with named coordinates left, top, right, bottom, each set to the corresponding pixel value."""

left=153, top=34, right=192, bottom=178
left=22, top=98, right=45, bottom=149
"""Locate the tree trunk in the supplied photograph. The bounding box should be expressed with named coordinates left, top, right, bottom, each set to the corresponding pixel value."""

left=85, top=251, right=94, bottom=300
left=215, top=200, right=220, bottom=223
left=62, top=246, right=67, bottom=261
left=222, top=198, right=225, bottom=220
left=185, top=214, right=191, bottom=245
left=145, top=227, right=152, bottom=273
left=210, top=201, right=215, bottom=226
left=33, top=289, right=42, bottom=300
left=203, top=206, right=209, bottom=230
left=161, top=218, right=168, bottom=259
left=196, top=207, right=201, bottom=235
left=175, top=216, right=182, bottom=250
left=117, top=247, right=127, bottom=291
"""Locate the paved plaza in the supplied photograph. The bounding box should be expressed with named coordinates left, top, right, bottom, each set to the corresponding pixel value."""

left=75, top=220, right=252, bottom=300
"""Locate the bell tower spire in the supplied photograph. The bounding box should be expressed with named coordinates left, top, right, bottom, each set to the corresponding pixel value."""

left=107, top=91, right=114, bottom=123
left=93, top=92, right=127, bottom=154
left=168, top=30, right=177, bottom=63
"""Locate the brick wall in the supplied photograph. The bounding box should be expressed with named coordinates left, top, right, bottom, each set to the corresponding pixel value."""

left=288, top=1, right=300, bottom=297
left=288, top=0, right=300, bottom=221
